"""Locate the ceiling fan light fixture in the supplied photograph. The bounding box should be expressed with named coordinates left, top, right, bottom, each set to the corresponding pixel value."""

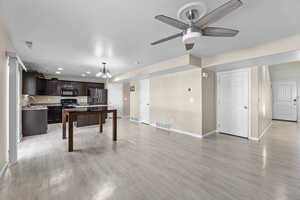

left=182, top=32, right=201, bottom=44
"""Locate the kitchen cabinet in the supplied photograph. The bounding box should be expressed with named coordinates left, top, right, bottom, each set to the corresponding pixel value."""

left=22, top=72, right=38, bottom=95
left=46, top=79, right=60, bottom=96
left=36, top=78, right=47, bottom=95
left=22, top=109, right=48, bottom=136
left=47, top=106, right=62, bottom=124
left=77, top=113, right=105, bottom=127
left=23, top=72, right=105, bottom=96
left=85, top=82, right=105, bottom=89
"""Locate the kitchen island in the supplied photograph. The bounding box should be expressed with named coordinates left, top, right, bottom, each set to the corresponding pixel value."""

left=62, top=106, right=117, bottom=152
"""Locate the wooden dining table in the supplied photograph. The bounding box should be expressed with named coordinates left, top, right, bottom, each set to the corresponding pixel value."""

left=62, top=106, right=117, bottom=152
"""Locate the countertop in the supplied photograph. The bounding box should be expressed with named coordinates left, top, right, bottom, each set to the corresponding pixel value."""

left=24, top=104, right=109, bottom=110
left=31, top=103, right=62, bottom=107
left=63, top=106, right=116, bottom=113
left=74, top=104, right=108, bottom=108
left=22, top=105, right=48, bottom=111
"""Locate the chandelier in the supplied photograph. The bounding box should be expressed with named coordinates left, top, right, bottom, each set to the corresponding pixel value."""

left=96, top=62, right=112, bottom=78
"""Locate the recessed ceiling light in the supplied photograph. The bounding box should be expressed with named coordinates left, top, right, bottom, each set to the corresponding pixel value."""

left=55, top=71, right=61, bottom=74
left=57, top=67, right=63, bottom=70
left=81, top=74, right=86, bottom=77
left=86, top=71, right=91, bottom=74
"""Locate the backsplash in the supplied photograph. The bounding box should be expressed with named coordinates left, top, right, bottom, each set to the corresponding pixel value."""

left=22, top=95, right=87, bottom=106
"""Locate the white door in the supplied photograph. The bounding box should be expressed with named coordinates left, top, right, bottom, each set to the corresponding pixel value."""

left=107, top=83, right=123, bottom=117
left=139, top=79, right=150, bottom=124
left=217, top=69, right=250, bottom=138
left=272, top=81, right=297, bottom=121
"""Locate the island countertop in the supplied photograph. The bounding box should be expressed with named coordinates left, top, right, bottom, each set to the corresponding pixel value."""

left=62, top=105, right=115, bottom=113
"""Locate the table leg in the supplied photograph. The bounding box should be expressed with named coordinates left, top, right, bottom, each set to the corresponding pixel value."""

left=62, top=112, right=67, bottom=139
left=99, top=113, right=103, bottom=133
left=113, top=110, right=117, bottom=141
left=68, top=115, right=74, bottom=152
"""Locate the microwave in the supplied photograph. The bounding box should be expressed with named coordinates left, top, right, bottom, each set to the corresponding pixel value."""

left=60, top=88, right=79, bottom=97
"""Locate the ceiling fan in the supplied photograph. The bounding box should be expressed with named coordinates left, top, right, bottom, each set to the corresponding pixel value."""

left=151, top=0, right=243, bottom=51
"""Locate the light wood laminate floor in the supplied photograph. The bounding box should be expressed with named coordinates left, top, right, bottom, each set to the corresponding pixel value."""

left=1, top=119, right=300, bottom=200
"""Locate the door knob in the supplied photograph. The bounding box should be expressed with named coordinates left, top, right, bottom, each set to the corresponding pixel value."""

left=244, top=106, right=248, bottom=109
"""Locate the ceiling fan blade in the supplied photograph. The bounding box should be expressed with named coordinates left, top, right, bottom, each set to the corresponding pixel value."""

left=185, top=43, right=194, bottom=51
left=202, top=27, right=239, bottom=37
left=195, top=0, right=243, bottom=28
left=155, top=15, right=189, bottom=30
left=151, top=32, right=183, bottom=45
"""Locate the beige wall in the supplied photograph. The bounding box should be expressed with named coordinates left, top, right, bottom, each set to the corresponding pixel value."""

left=113, top=54, right=201, bottom=82
left=202, top=34, right=300, bottom=68
left=202, top=69, right=216, bottom=134
left=150, top=68, right=202, bottom=134
left=269, top=61, right=300, bottom=87
left=123, top=82, right=130, bottom=117
left=258, top=66, right=272, bottom=135
left=251, top=66, right=272, bottom=138
left=0, top=24, right=15, bottom=169
left=251, top=67, right=259, bottom=138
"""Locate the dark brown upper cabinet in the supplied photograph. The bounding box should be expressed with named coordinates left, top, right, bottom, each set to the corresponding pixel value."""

left=46, top=79, right=60, bottom=96
left=22, top=72, right=38, bottom=95
left=23, top=71, right=105, bottom=96
left=36, top=78, right=47, bottom=95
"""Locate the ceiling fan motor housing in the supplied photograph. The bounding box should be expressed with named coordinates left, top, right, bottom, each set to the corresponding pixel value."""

left=182, top=27, right=201, bottom=44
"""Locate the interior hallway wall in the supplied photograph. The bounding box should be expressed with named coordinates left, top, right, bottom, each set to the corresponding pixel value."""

left=258, top=66, right=272, bottom=136
left=123, top=82, right=130, bottom=117
left=149, top=68, right=202, bottom=135
left=202, top=69, right=216, bottom=134
left=0, top=24, right=15, bottom=170
left=251, top=66, right=272, bottom=138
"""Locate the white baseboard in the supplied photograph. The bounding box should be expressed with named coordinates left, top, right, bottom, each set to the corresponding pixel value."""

left=150, top=123, right=202, bottom=139
left=259, top=122, right=272, bottom=140
left=248, top=137, right=259, bottom=141
left=202, top=130, right=217, bottom=138
left=130, top=119, right=140, bottom=123
left=0, top=162, right=8, bottom=178
left=249, top=122, right=272, bottom=141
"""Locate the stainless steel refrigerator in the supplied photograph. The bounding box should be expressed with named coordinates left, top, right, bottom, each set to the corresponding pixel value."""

left=87, top=88, right=107, bottom=105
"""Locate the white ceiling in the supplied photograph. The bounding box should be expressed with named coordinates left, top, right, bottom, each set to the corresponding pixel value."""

left=1, top=0, right=300, bottom=77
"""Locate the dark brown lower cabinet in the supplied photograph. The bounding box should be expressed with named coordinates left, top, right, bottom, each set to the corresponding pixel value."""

left=22, top=109, right=48, bottom=136
left=77, top=113, right=106, bottom=127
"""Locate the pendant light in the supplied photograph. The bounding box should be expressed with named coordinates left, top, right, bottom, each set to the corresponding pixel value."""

left=96, top=62, right=112, bottom=78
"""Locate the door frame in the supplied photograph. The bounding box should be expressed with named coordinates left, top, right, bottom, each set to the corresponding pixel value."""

left=8, top=56, right=19, bottom=164
left=216, top=68, right=251, bottom=138
left=6, top=52, right=26, bottom=165
left=272, top=80, right=298, bottom=121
